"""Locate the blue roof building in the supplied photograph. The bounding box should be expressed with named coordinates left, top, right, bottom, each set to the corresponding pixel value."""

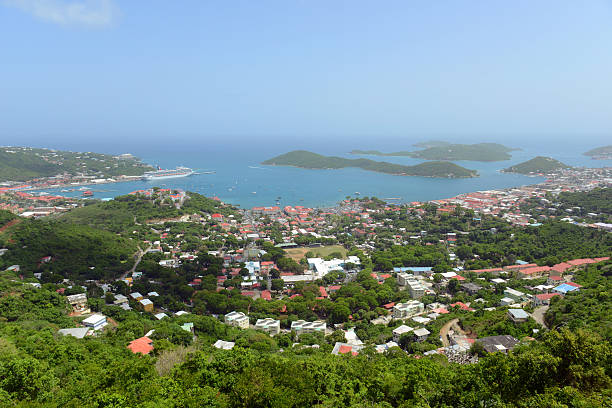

left=553, top=283, right=580, bottom=295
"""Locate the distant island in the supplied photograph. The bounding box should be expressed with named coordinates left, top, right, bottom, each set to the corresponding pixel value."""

left=350, top=142, right=518, bottom=162
left=262, top=150, right=478, bottom=178
left=0, top=146, right=153, bottom=182
left=584, top=145, right=612, bottom=160
left=502, top=156, right=572, bottom=175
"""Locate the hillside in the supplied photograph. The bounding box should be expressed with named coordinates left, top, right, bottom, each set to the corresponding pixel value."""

left=0, top=218, right=138, bottom=281
left=60, top=191, right=239, bottom=233
left=351, top=142, right=517, bottom=161
left=502, top=156, right=572, bottom=174
left=0, top=146, right=154, bottom=182
left=583, top=145, right=612, bottom=159
left=262, top=150, right=478, bottom=178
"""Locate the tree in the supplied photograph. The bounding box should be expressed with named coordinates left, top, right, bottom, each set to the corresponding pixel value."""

left=447, top=278, right=459, bottom=294
left=271, top=279, right=284, bottom=292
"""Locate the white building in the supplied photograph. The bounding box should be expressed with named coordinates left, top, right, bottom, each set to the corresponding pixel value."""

left=255, top=318, right=281, bottom=336
left=213, top=340, right=235, bottom=350
left=393, top=300, right=424, bottom=319
left=291, top=320, right=326, bottom=335
left=82, top=314, right=107, bottom=330
left=224, top=311, right=250, bottom=329
left=392, top=325, right=414, bottom=342
left=413, top=327, right=431, bottom=342
left=406, top=278, right=425, bottom=299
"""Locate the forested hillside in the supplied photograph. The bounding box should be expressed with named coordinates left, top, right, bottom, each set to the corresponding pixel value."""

left=60, top=191, right=239, bottom=233
left=0, top=218, right=138, bottom=280
left=0, top=271, right=609, bottom=407
left=0, top=146, right=153, bottom=181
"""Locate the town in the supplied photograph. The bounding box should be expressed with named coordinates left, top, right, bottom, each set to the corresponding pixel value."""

left=1, top=161, right=609, bottom=368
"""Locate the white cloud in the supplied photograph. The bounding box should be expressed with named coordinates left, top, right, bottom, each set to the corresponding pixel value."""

left=3, top=0, right=118, bottom=27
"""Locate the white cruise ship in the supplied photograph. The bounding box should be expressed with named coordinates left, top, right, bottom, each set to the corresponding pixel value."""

left=142, top=166, right=194, bottom=181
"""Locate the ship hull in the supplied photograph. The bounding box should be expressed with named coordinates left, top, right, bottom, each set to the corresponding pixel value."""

left=142, top=171, right=194, bottom=181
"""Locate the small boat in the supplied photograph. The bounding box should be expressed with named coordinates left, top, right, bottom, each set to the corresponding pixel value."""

left=251, top=191, right=257, bottom=194
left=82, top=190, right=94, bottom=197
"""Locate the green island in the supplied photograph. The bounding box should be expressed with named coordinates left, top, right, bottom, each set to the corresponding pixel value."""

left=502, top=156, right=572, bottom=174
left=0, top=146, right=154, bottom=181
left=351, top=142, right=518, bottom=162
left=583, top=145, right=612, bottom=160
left=262, top=150, right=478, bottom=178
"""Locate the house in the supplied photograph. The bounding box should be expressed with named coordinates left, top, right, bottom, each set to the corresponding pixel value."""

left=180, top=322, right=194, bottom=333
left=139, top=298, right=154, bottom=312
left=128, top=336, right=154, bottom=355
left=375, top=341, right=400, bottom=353
left=331, top=342, right=364, bottom=356
left=130, top=292, right=144, bottom=301
left=393, top=300, right=424, bottom=319
left=405, top=278, right=426, bottom=299
left=460, top=282, right=482, bottom=295
left=413, top=328, right=430, bottom=342
left=213, top=340, right=235, bottom=350
left=553, top=283, right=581, bottom=295
left=476, top=335, right=519, bottom=353
left=66, top=293, right=90, bottom=314
left=532, top=292, right=562, bottom=307
left=224, top=311, right=250, bottom=329
left=507, top=309, right=530, bottom=323
left=291, top=320, right=326, bottom=336
left=113, top=294, right=128, bottom=305
left=154, top=312, right=168, bottom=320
left=499, top=297, right=515, bottom=306
left=503, top=288, right=526, bottom=301
left=546, top=275, right=564, bottom=286
left=392, top=325, right=413, bottom=342
left=519, top=266, right=551, bottom=278
left=58, top=327, right=90, bottom=339
left=255, top=318, right=281, bottom=336
left=82, top=314, right=107, bottom=330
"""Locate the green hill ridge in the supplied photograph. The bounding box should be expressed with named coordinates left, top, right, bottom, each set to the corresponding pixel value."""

left=0, top=146, right=154, bottom=182
left=583, top=145, right=612, bottom=159
left=351, top=142, right=517, bottom=162
left=503, top=156, right=572, bottom=174
left=262, top=150, right=478, bottom=178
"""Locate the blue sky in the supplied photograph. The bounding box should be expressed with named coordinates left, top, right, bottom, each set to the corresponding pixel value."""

left=1, top=0, right=611, bottom=149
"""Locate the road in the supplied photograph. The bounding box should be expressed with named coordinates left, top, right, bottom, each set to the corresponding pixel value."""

left=440, top=318, right=466, bottom=347
left=119, top=244, right=152, bottom=281
left=532, top=306, right=549, bottom=328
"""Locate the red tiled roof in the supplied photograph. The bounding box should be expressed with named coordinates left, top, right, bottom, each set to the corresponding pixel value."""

left=521, top=266, right=551, bottom=275
left=536, top=293, right=561, bottom=300
left=260, top=290, right=272, bottom=301
left=338, top=345, right=353, bottom=354
left=128, top=337, right=154, bottom=355
left=319, top=286, right=328, bottom=298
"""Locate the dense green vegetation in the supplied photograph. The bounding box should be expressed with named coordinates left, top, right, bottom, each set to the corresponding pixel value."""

left=263, top=150, right=478, bottom=178
left=546, top=260, right=612, bottom=340
left=555, top=188, right=612, bottom=215
left=0, top=210, right=16, bottom=228
left=60, top=191, right=238, bottom=234
left=583, top=145, right=612, bottom=159
left=0, top=146, right=153, bottom=181
left=0, top=218, right=138, bottom=281
left=503, top=156, right=571, bottom=174
left=352, top=142, right=517, bottom=161
left=0, top=271, right=610, bottom=407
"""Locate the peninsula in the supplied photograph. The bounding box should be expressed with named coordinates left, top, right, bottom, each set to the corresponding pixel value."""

left=583, top=145, right=612, bottom=160
left=262, top=150, right=478, bottom=178
left=351, top=142, right=517, bottom=162
left=0, top=146, right=153, bottom=182
left=502, top=156, right=572, bottom=175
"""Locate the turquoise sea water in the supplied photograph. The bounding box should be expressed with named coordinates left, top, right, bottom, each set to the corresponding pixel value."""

left=33, top=140, right=611, bottom=208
